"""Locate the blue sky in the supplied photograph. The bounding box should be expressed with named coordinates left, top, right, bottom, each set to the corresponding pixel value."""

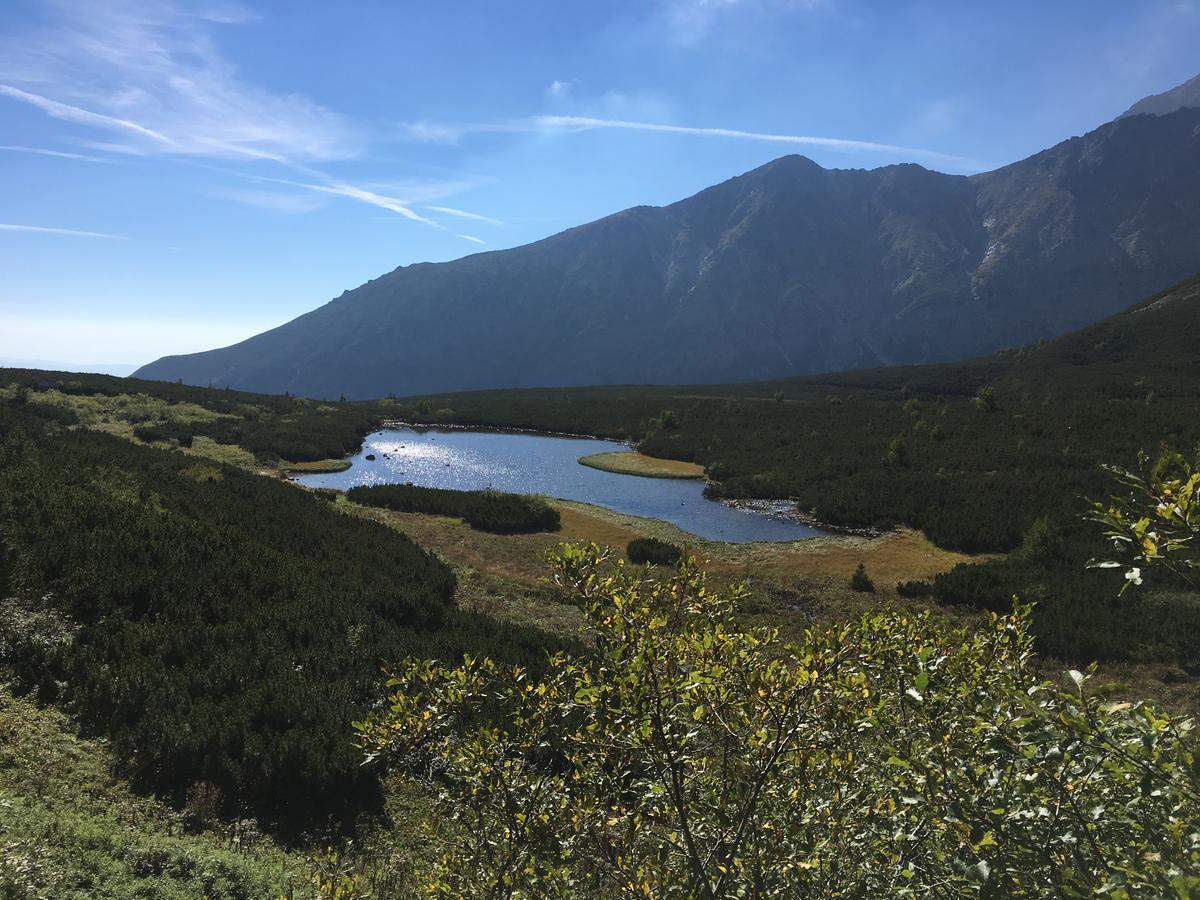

left=1, top=0, right=1198, bottom=370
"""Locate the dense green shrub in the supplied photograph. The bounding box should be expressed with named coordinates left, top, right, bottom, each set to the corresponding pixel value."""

left=1014, top=515, right=1063, bottom=565
left=626, top=537, right=683, bottom=566
left=347, top=484, right=560, bottom=534
left=930, top=520, right=1200, bottom=666
left=0, top=404, right=561, bottom=830
left=2, top=367, right=388, bottom=462
left=359, top=546, right=1200, bottom=897
left=932, top=559, right=1014, bottom=613
left=849, top=562, right=875, bottom=593
left=895, top=579, right=932, bottom=598
left=133, top=421, right=194, bottom=446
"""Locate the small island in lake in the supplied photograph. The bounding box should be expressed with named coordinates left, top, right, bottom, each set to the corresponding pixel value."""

left=579, top=451, right=705, bottom=480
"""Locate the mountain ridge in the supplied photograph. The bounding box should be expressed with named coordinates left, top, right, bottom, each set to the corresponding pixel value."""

left=135, top=88, right=1200, bottom=399
left=1120, top=72, right=1200, bottom=118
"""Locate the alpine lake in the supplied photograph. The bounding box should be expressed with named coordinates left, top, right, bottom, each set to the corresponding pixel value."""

left=295, top=426, right=826, bottom=543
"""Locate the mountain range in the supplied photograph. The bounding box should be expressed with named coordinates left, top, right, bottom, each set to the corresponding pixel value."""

left=135, top=78, right=1200, bottom=399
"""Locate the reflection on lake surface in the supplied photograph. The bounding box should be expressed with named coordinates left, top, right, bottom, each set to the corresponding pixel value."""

left=296, top=427, right=825, bottom=544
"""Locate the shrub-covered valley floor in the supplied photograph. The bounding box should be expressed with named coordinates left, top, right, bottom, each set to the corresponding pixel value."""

left=2, top=277, right=1200, bottom=895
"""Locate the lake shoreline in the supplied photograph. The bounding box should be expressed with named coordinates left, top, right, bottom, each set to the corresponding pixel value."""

left=381, top=419, right=635, bottom=446
left=308, top=422, right=882, bottom=543
left=297, top=425, right=829, bottom=544
left=721, top=498, right=886, bottom=539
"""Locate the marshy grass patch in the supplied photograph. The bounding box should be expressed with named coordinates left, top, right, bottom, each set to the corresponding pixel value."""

left=578, top=450, right=705, bottom=479
left=284, top=458, right=352, bottom=473
left=707, top=527, right=999, bottom=586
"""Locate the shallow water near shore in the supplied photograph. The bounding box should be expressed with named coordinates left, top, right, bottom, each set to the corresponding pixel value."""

left=295, top=427, right=826, bottom=544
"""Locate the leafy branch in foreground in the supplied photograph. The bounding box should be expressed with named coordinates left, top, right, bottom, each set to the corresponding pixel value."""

left=1088, top=449, right=1200, bottom=592
left=357, top=545, right=1200, bottom=898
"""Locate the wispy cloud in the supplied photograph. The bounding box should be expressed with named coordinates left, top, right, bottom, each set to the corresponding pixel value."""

left=302, top=181, right=439, bottom=225
left=533, top=115, right=984, bottom=170
left=0, top=4, right=502, bottom=235
left=0, top=143, right=116, bottom=163
left=0, top=223, right=127, bottom=239
left=402, top=112, right=983, bottom=171
left=457, top=234, right=487, bottom=245
left=0, top=1, right=357, bottom=161
left=209, top=187, right=326, bottom=214
left=0, top=84, right=176, bottom=147
left=663, top=0, right=741, bottom=42
left=426, top=206, right=505, bottom=226
left=547, top=79, right=575, bottom=99
left=398, top=120, right=534, bottom=144
left=399, top=121, right=473, bottom=143
left=195, top=163, right=482, bottom=228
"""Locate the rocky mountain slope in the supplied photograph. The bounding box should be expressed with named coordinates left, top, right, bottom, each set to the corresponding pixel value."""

left=135, top=81, right=1200, bottom=399
left=1120, top=72, right=1200, bottom=118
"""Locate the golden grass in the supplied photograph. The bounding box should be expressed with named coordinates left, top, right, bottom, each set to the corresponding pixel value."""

left=332, top=488, right=993, bottom=645
left=554, top=500, right=707, bottom=546
left=556, top=501, right=989, bottom=586
left=703, top=528, right=998, bottom=585
left=346, top=494, right=986, bottom=592
left=285, top=458, right=352, bottom=473
left=578, top=451, right=705, bottom=479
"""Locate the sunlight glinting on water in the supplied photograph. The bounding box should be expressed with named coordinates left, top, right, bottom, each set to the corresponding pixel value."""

left=296, top=427, right=826, bottom=544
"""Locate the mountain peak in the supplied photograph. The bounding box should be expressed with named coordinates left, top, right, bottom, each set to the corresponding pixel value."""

left=733, top=154, right=823, bottom=179
left=1119, top=73, right=1200, bottom=119
left=133, top=110, right=1200, bottom=399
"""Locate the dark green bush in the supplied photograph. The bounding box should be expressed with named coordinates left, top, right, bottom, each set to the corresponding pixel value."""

left=627, top=537, right=683, bottom=566
left=0, top=404, right=562, bottom=831
left=895, top=579, right=932, bottom=598
left=1015, top=516, right=1063, bottom=565
left=849, top=563, right=875, bottom=593
left=932, top=560, right=1012, bottom=613
left=926, top=512, right=1200, bottom=666
left=361, top=547, right=1200, bottom=897
left=347, top=483, right=560, bottom=534
left=133, top=422, right=193, bottom=446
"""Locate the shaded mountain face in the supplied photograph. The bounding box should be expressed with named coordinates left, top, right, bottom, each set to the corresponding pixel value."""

left=136, top=102, right=1200, bottom=399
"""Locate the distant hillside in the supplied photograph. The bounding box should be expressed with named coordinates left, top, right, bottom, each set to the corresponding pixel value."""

left=791, top=270, right=1200, bottom=399
left=136, top=80, right=1200, bottom=399
left=0, top=357, right=137, bottom=377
